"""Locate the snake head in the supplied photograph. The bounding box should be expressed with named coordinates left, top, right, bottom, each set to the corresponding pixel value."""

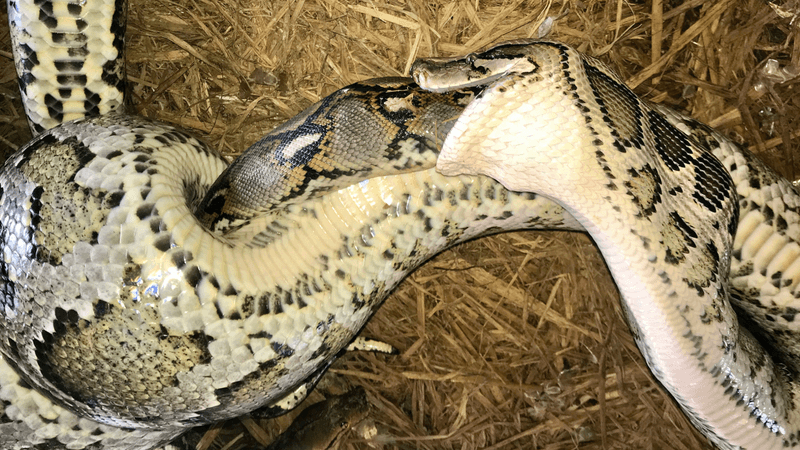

left=411, top=38, right=543, bottom=92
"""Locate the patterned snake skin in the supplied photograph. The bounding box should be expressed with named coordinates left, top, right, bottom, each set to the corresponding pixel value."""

left=412, top=40, right=800, bottom=450
left=3, top=1, right=800, bottom=449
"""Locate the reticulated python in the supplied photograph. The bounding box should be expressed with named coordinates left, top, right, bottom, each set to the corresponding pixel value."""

left=2, top=1, right=799, bottom=449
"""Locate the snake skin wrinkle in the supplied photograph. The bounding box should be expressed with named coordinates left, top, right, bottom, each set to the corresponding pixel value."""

left=412, top=39, right=800, bottom=450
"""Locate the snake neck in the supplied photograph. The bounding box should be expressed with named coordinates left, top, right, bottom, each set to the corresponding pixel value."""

left=194, top=79, right=480, bottom=237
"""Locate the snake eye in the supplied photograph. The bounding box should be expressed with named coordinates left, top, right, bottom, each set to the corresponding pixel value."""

left=466, top=53, right=477, bottom=65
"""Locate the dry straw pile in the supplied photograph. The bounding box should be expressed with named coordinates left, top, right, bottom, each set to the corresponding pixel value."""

left=2, top=0, right=800, bottom=449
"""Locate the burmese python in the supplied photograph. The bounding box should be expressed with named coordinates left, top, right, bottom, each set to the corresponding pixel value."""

left=2, top=1, right=799, bottom=450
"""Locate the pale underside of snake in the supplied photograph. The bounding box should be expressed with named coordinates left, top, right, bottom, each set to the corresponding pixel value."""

left=3, top=1, right=800, bottom=450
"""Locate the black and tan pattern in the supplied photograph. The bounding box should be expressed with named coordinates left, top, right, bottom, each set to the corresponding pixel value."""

left=413, top=39, right=800, bottom=450
left=196, top=78, right=478, bottom=236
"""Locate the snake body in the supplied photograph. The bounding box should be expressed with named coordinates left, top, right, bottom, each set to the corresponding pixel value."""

left=412, top=40, right=800, bottom=449
left=4, top=0, right=800, bottom=449
left=0, top=17, right=582, bottom=446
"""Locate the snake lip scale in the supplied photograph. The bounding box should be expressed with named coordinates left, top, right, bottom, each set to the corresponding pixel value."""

left=4, top=0, right=800, bottom=449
